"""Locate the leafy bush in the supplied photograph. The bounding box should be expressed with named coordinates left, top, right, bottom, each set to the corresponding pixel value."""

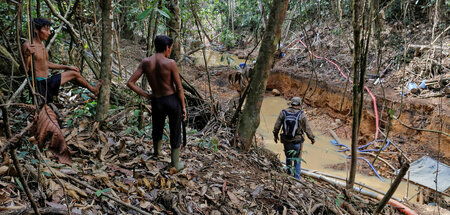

left=220, top=30, right=238, bottom=49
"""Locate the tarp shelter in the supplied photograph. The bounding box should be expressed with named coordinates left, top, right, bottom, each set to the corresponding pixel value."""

left=400, top=156, right=450, bottom=192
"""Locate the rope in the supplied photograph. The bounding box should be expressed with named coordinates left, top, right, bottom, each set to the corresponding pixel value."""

left=26, top=0, right=36, bottom=94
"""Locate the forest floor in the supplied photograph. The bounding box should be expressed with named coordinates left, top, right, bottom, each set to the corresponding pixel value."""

left=1, top=19, right=449, bottom=215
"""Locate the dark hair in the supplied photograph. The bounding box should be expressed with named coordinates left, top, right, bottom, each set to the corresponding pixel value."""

left=33, top=18, right=52, bottom=31
left=154, top=35, right=173, bottom=53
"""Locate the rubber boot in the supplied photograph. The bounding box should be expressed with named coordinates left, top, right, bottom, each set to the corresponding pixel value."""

left=171, top=147, right=185, bottom=171
left=153, top=140, right=163, bottom=157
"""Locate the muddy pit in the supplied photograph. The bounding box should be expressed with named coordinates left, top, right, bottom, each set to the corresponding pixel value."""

left=266, top=71, right=449, bottom=164
left=260, top=71, right=449, bottom=202
left=185, top=48, right=449, bottom=174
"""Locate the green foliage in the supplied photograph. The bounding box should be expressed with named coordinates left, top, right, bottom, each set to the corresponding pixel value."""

left=286, top=150, right=307, bottom=164
left=220, top=53, right=239, bottom=67
left=96, top=188, right=111, bottom=197
left=220, top=30, right=238, bottom=49
left=137, top=1, right=172, bottom=21
left=15, top=177, right=24, bottom=191
left=197, top=137, right=219, bottom=151
left=18, top=151, right=29, bottom=159
left=335, top=194, right=344, bottom=207
left=114, top=104, right=152, bottom=138
left=66, top=94, right=97, bottom=127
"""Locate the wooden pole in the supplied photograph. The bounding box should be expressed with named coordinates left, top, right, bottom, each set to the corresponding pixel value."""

left=374, top=162, right=410, bottom=214
left=10, top=149, right=41, bottom=215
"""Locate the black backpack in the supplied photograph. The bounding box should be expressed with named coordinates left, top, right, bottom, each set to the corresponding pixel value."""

left=282, top=110, right=303, bottom=138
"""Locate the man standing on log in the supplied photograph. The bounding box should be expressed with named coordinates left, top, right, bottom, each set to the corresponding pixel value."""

left=127, top=35, right=186, bottom=172
left=22, top=18, right=102, bottom=104
left=273, top=97, right=315, bottom=179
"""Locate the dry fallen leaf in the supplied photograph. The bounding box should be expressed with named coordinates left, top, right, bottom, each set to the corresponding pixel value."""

left=139, top=200, right=151, bottom=209
left=136, top=186, right=146, bottom=197
left=143, top=178, right=152, bottom=190
left=201, top=185, right=208, bottom=196
left=67, top=189, right=80, bottom=201
left=227, top=191, right=240, bottom=206
left=0, top=166, right=9, bottom=176
left=160, top=177, right=166, bottom=188
left=114, top=180, right=129, bottom=193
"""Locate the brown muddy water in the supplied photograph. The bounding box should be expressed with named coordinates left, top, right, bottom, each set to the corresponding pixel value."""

left=257, top=95, right=420, bottom=201
left=193, top=49, right=248, bottom=67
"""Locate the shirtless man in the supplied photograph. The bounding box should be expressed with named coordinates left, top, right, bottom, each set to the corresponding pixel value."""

left=127, top=35, right=186, bottom=171
left=22, top=18, right=102, bottom=104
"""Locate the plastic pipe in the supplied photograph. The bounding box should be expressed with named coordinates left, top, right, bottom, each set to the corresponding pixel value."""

left=300, top=170, right=418, bottom=215
left=347, top=156, right=384, bottom=181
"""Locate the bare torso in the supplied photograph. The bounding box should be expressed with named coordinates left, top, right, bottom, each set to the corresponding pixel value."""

left=23, top=40, right=50, bottom=78
left=143, top=54, right=176, bottom=98
left=127, top=51, right=186, bottom=119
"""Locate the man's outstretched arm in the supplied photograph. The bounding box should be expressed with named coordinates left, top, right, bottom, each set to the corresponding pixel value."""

left=48, top=62, right=79, bottom=72
left=46, top=51, right=79, bottom=72
left=127, top=61, right=151, bottom=99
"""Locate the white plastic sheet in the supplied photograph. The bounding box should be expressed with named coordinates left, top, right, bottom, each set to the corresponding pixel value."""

left=401, top=156, right=450, bottom=192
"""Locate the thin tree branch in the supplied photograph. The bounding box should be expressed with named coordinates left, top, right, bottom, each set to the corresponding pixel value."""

left=374, top=162, right=409, bottom=214
left=42, top=0, right=79, bottom=37
left=10, top=149, right=41, bottom=215
left=392, top=116, right=450, bottom=137
left=0, top=122, right=35, bottom=154
left=34, top=147, right=72, bottom=215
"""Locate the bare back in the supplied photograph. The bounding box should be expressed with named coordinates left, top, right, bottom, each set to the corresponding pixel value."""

left=127, top=50, right=186, bottom=120
left=143, top=55, right=177, bottom=98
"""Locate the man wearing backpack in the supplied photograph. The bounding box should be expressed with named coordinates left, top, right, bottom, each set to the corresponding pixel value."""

left=273, top=97, right=315, bottom=179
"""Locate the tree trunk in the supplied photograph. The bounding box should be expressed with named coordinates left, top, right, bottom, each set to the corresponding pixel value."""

left=282, top=4, right=296, bottom=43
left=138, top=0, right=161, bottom=129
left=237, top=0, right=290, bottom=150
left=231, top=0, right=235, bottom=33
left=431, top=0, right=440, bottom=41
left=347, top=0, right=373, bottom=189
left=257, top=0, right=266, bottom=30
left=96, top=0, right=113, bottom=122
left=347, top=0, right=363, bottom=190
left=36, top=0, right=41, bottom=18
left=168, top=0, right=181, bottom=62
left=0, top=92, right=12, bottom=138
